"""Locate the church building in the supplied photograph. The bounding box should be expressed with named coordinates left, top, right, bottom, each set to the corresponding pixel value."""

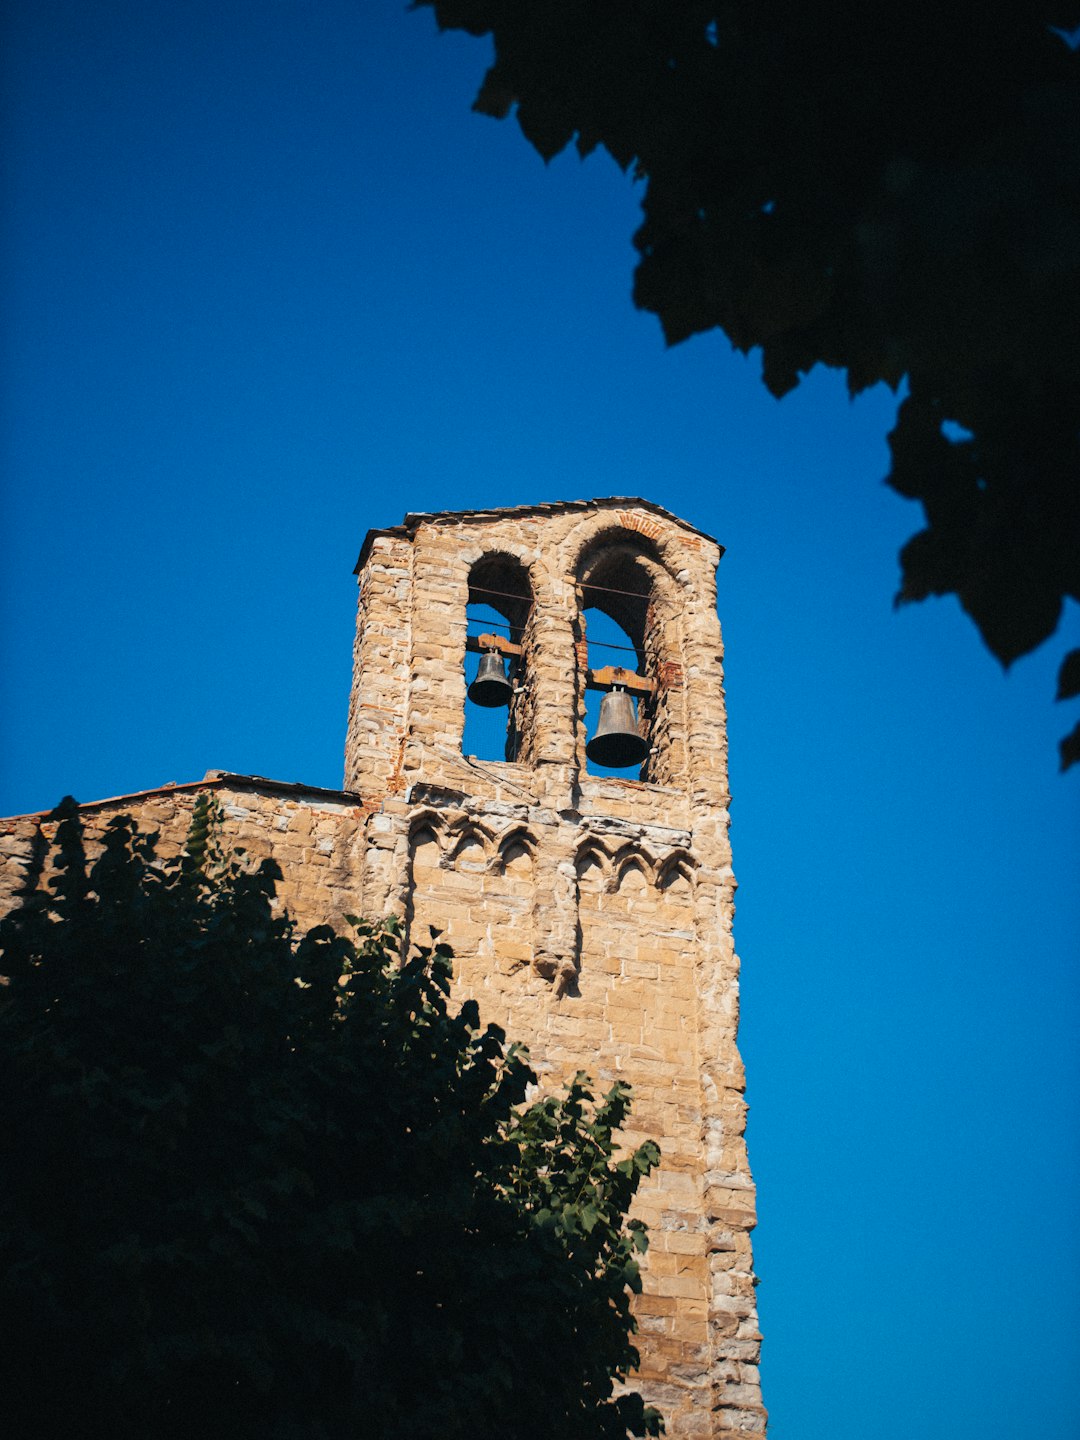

left=0, top=498, right=766, bottom=1438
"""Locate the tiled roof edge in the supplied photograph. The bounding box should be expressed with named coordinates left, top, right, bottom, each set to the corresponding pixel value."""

left=354, top=497, right=722, bottom=574
left=2, top=772, right=365, bottom=824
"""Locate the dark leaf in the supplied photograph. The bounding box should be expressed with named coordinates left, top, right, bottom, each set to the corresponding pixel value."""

left=1060, top=717, right=1080, bottom=771
left=425, top=0, right=1080, bottom=767
left=1056, top=648, right=1080, bottom=701
left=0, top=809, right=662, bottom=1438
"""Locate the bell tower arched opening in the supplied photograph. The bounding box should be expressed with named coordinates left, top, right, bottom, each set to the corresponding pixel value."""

left=581, top=605, right=648, bottom=777
left=575, top=534, right=680, bottom=785
left=462, top=552, right=534, bottom=765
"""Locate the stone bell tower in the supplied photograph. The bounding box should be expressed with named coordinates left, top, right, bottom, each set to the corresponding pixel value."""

left=345, top=499, right=765, bottom=1440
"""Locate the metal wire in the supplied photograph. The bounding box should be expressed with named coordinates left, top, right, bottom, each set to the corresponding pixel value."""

left=470, top=580, right=647, bottom=661
left=576, top=580, right=652, bottom=603
left=468, top=585, right=534, bottom=605
left=469, top=617, right=638, bottom=656
left=469, top=615, right=641, bottom=656
left=585, top=638, right=644, bottom=657
left=466, top=614, right=515, bottom=632
left=469, top=580, right=653, bottom=605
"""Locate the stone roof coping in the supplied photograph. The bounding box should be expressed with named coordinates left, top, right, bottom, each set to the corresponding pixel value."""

left=354, top=497, right=723, bottom=574
left=2, top=772, right=364, bottom=823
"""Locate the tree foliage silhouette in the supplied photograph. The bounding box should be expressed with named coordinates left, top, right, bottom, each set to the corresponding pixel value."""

left=0, top=797, right=663, bottom=1440
left=419, top=2, right=1080, bottom=767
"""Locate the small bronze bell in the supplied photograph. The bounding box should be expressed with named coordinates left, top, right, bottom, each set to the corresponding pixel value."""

left=586, top=686, right=649, bottom=768
left=467, top=649, right=513, bottom=707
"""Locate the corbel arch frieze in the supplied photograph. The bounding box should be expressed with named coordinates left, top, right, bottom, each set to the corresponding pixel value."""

left=445, top=819, right=497, bottom=866
left=406, top=808, right=447, bottom=846
left=656, top=851, right=697, bottom=896
left=610, top=841, right=659, bottom=890
left=573, top=836, right=613, bottom=874
left=573, top=837, right=698, bottom=896
left=491, top=825, right=538, bottom=874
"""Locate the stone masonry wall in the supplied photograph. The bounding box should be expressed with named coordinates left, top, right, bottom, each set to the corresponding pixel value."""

left=0, top=776, right=370, bottom=933
left=2, top=499, right=765, bottom=1440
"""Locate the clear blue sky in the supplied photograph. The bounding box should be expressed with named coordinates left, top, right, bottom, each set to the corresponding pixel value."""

left=3, top=4, right=1078, bottom=1435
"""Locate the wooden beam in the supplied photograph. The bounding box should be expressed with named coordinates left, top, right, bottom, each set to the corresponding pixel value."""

left=465, top=639, right=653, bottom=694
left=586, top=665, right=655, bottom=696
left=465, top=633, right=523, bottom=658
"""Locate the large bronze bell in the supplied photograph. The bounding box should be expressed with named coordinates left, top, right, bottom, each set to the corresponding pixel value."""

left=467, top=648, right=513, bottom=707
left=586, top=686, right=649, bottom=768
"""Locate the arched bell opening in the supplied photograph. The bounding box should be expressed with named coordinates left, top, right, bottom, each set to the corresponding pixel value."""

left=461, top=553, right=534, bottom=764
left=581, top=606, right=649, bottom=777
left=576, top=539, right=665, bottom=780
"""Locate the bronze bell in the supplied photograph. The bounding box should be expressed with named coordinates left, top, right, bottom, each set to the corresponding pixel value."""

left=586, top=686, right=649, bottom=768
left=467, top=648, right=513, bottom=707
